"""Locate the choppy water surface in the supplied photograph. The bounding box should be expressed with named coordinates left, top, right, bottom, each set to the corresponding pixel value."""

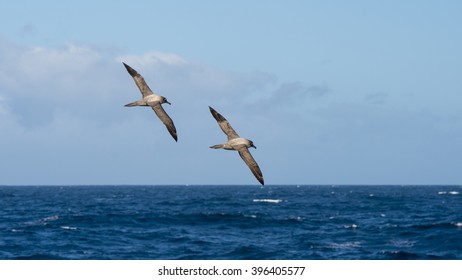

left=1, top=185, right=461, bottom=259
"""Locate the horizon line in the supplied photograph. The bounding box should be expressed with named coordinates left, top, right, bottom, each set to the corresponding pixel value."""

left=1, top=184, right=461, bottom=187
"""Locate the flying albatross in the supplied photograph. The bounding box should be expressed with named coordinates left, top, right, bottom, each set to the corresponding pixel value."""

left=209, top=106, right=264, bottom=185
left=122, top=62, right=178, bottom=142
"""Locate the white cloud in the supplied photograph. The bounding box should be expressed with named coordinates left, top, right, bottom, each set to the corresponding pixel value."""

left=118, top=50, right=186, bottom=67
left=21, top=44, right=100, bottom=75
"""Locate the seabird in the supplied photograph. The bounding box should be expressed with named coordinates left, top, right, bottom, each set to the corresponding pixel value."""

left=123, top=62, right=178, bottom=142
left=209, top=106, right=264, bottom=185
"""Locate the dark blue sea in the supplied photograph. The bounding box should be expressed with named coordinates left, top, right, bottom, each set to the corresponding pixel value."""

left=1, top=185, right=461, bottom=260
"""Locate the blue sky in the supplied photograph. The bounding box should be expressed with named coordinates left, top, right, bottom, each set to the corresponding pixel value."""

left=1, top=1, right=462, bottom=185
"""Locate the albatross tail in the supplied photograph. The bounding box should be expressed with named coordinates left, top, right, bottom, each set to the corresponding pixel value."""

left=210, top=144, right=225, bottom=149
left=124, top=100, right=142, bottom=107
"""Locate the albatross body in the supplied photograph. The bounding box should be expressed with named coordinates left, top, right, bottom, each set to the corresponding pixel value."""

left=209, top=106, right=264, bottom=185
left=123, top=62, right=178, bottom=142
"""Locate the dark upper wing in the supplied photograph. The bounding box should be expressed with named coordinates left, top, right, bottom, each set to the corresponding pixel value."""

left=209, top=106, right=239, bottom=140
left=152, top=103, right=178, bottom=142
left=123, top=62, right=154, bottom=98
left=237, top=147, right=264, bottom=185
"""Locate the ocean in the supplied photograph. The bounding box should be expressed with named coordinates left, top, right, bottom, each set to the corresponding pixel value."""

left=0, top=185, right=461, bottom=260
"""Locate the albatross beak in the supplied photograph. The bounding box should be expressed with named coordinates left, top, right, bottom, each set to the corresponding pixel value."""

left=166, top=101, right=171, bottom=105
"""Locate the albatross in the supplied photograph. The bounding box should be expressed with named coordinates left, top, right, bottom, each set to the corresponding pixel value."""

left=208, top=106, right=264, bottom=185
left=122, top=62, right=178, bottom=142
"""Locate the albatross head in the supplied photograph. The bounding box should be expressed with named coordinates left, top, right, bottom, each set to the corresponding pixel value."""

left=249, top=140, right=257, bottom=149
left=161, top=96, right=171, bottom=105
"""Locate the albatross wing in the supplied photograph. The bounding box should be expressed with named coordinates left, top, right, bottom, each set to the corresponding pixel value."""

left=238, top=147, right=264, bottom=185
left=152, top=103, right=178, bottom=142
left=123, top=62, right=154, bottom=98
left=209, top=106, right=239, bottom=140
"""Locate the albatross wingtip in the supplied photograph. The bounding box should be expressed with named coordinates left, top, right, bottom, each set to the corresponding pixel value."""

left=122, top=62, right=137, bottom=77
left=208, top=106, right=225, bottom=122
left=257, top=176, right=265, bottom=185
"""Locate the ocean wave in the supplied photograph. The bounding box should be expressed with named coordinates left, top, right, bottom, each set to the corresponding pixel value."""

left=410, top=222, right=458, bottom=230
left=438, top=191, right=459, bottom=195
left=60, top=226, right=77, bottom=230
left=328, top=241, right=361, bottom=250
left=252, top=199, right=284, bottom=203
left=43, top=215, right=60, bottom=222
left=21, top=215, right=61, bottom=227
left=344, top=224, right=358, bottom=229
left=244, top=214, right=257, bottom=219
left=224, top=245, right=274, bottom=259
left=389, top=239, right=415, bottom=248
left=380, top=250, right=422, bottom=260
left=14, top=253, right=68, bottom=260
left=380, top=250, right=456, bottom=260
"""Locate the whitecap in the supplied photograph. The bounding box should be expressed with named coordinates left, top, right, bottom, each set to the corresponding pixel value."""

left=454, top=222, right=462, bottom=227
left=60, top=226, right=77, bottom=230
left=344, top=224, right=358, bottom=229
left=439, top=191, right=460, bottom=195
left=328, top=241, right=361, bottom=249
left=43, top=215, right=59, bottom=222
left=253, top=199, right=284, bottom=203
left=390, top=239, right=415, bottom=248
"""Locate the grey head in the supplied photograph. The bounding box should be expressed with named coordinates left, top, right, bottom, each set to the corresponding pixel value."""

left=248, top=140, right=257, bottom=149
left=161, top=96, right=171, bottom=105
